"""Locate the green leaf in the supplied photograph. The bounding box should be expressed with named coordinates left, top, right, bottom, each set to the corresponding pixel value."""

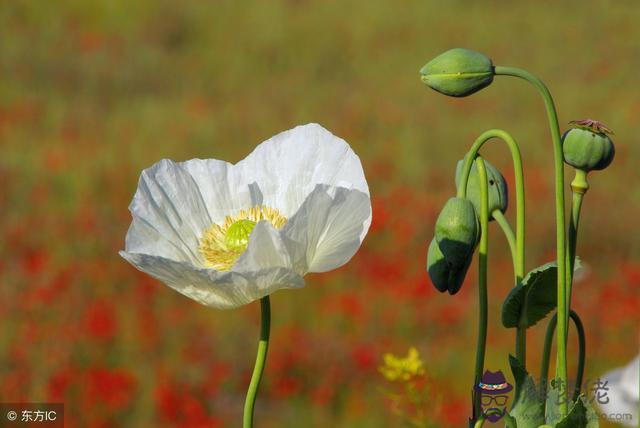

left=502, top=259, right=584, bottom=329
left=502, top=262, right=558, bottom=328
left=509, top=375, right=545, bottom=428
left=556, top=395, right=597, bottom=428
left=503, top=412, right=517, bottom=428
left=508, top=354, right=527, bottom=400
left=581, top=395, right=600, bottom=428
left=502, top=282, right=525, bottom=328
left=545, top=378, right=571, bottom=425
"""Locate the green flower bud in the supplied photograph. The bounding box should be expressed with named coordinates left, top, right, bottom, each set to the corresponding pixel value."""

left=420, top=48, right=494, bottom=97
left=427, top=237, right=474, bottom=295
left=562, top=119, right=615, bottom=172
left=455, top=156, right=508, bottom=218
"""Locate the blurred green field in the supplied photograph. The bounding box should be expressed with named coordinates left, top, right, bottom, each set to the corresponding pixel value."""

left=1, top=0, right=638, bottom=426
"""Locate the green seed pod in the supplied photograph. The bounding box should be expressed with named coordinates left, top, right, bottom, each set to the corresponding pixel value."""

left=434, top=197, right=480, bottom=268
left=420, top=48, right=494, bottom=97
left=427, top=237, right=474, bottom=295
left=562, top=119, right=615, bottom=172
left=455, top=156, right=508, bottom=218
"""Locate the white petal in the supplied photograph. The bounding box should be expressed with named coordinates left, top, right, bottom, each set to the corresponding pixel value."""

left=124, top=217, right=193, bottom=261
left=233, top=220, right=293, bottom=272
left=120, top=251, right=304, bottom=310
left=281, top=184, right=371, bottom=273
left=126, top=159, right=211, bottom=264
left=598, top=356, right=640, bottom=426
left=236, top=123, right=369, bottom=217
left=179, top=158, right=263, bottom=225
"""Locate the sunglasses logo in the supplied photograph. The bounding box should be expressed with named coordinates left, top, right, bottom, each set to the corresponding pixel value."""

left=474, top=370, right=513, bottom=423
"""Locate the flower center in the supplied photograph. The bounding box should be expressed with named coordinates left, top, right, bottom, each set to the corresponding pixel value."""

left=224, top=219, right=256, bottom=252
left=198, top=205, right=287, bottom=270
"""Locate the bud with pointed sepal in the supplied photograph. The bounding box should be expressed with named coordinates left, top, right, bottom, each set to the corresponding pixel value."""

left=420, top=48, right=494, bottom=97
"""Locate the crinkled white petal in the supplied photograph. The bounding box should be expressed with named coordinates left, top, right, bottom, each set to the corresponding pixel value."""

left=598, top=356, right=639, bottom=426
left=179, top=158, right=263, bottom=225
left=235, top=123, right=369, bottom=217
left=121, top=124, right=371, bottom=309
left=126, top=159, right=212, bottom=265
left=281, top=184, right=371, bottom=273
left=119, top=251, right=304, bottom=310
left=232, top=220, right=293, bottom=272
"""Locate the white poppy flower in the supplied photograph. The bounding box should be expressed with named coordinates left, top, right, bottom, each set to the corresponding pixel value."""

left=597, top=355, right=639, bottom=426
left=120, top=123, right=371, bottom=309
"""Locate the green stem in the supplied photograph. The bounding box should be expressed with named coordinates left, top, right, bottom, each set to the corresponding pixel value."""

left=243, top=296, right=271, bottom=428
left=540, top=310, right=586, bottom=403
left=492, top=210, right=517, bottom=280
left=566, top=170, right=588, bottom=320
left=494, top=65, right=567, bottom=416
left=456, top=129, right=526, bottom=368
left=473, top=415, right=487, bottom=428
left=473, top=409, right=508, bottom=428
left=472, top=156, right=490, bottom=421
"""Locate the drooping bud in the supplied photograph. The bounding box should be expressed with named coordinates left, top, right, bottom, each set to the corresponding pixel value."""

left=427, top=237, right=475, bottom=295
left=420, top=48, right=494, bottom=97
left=562, top=119, right=615, bottom=172
left=435, top=197, right=480, bottom=267
left=427, top=197, right=480, bottom=295
left=455, top=156, right=508, bottom=218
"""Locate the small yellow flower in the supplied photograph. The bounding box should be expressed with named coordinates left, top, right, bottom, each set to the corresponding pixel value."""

left=379, top=347, right=426, bottom=382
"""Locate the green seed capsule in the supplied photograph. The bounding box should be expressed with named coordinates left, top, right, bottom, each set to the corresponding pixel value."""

left=562, top=120, right=615, bottom=172
left=420, top=48, right=494, bottom=97
left=455, top=156, right=508, bottom=217
left=434, top=197, right=480, bottom=268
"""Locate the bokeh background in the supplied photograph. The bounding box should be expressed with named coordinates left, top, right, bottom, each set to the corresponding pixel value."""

left=1, top=0, right=638, bottom=426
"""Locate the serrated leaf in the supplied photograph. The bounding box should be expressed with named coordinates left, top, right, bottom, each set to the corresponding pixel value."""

left=503, top=412, right=517, bottom=427
left=502, top=262, right=557, bottom=329
left=556, top=396, right=591, bottom=428
left=502, top=283, right=525, bottom=328
left=545, top=378, right=571, bottom=425
left=508, top=354, right=527, bottom=400
left=581, top=395, right=600, bottom=428
left=502, top=260, right=584, bottom=329
left=522, top=261, right=558, bottom=327
left=509, top=376, right=545, bottom=428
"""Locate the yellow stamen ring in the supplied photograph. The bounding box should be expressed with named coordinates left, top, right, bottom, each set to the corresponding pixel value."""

left=198, top=205, right=287, bottom=270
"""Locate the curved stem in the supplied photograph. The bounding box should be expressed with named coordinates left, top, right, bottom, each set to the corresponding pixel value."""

left=243, top=296, right=271, bottom=428
left=540, top=310, right=586, bottom=402
left=472, top=156, right=490, bottom=421
left=492, top=210, right=517, bottom=280
left=456, top=128, right=527, bottom=368
left=494, top=65, right=568, bottom=416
